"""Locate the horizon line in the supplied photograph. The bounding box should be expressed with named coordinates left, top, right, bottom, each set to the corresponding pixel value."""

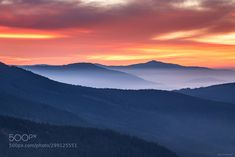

left=2, top=60, right=234, bottom=70
left=1, top=59, right=235, bottom=70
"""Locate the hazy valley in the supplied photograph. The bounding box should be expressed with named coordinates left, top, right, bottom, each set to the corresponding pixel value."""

left=1, top=61, right=235, bottom=157
left=22, top=60, right=235, bottom=90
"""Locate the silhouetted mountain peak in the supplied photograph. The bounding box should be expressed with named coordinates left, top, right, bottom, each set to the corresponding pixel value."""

left=105, top=60, right=210, bottom=70
left=65, top=63, right=102, bottom=70
left=0, top=61, right=13, bottom=72
left=0, top=61, right=8, bottom=67
left=146, top=60, right=178, bottom=65
left=146, top=60, right=162, bottom=64
left=127, top=60, right=183, bottom=69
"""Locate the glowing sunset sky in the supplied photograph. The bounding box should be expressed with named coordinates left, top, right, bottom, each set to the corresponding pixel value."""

left=0, top=0, right=235, bottom=68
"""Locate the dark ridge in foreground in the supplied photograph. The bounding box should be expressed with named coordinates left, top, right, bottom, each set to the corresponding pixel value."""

left=1, top=61, right=235, bottom=157
left=177, top=82, right=235, bottom=103
left=0, top=115, right=178, bottom=157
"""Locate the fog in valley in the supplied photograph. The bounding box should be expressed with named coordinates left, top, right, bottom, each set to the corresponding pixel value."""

left=22, top=62, right=235, bottom=90
left=110, top=68, right=235, bottom=90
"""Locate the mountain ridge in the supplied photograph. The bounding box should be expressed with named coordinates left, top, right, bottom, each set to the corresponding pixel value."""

left=20, top=60, right=214, bottom=70
left=1, top=61, right=235, bottom=157
left=177, top=82, right=235, bottom=103
left=21, top=62, right=159, bottom=89
left=105, top=60, right=211, bottom=70
left=0, top=115, right=178, bottom=157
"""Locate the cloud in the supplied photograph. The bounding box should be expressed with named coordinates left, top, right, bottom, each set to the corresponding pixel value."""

left=152, top=29, right=205, bottom=40
left=87, top=54, right=157, bottom=61
left=80, top=0, right=128, bottom=6
left=0, top=33, right=60, bottom=39
left=0, top=0, right=235, bottom=67
left=190, top=32, right=235, bottom=45
left=0, top=0, right=234, bottom=31
left=0, top=26, right=67, bottom=39
left=0, top=0, right=235, bottom=43
left=0, top=0, right=234, bottom=45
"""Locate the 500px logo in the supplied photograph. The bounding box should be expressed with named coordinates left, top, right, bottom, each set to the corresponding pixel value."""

left=9, top=134, right=37, bottom=142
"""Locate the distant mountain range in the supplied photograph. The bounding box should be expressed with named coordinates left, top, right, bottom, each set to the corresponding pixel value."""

left=177, top=82, right=235, bottom=103
left=22, top=63, right=159, bottom=89
left=20, top=60, right=235, bottom=90
left=102, top=60, right=235, bottom=90
left=0, top=115, right=178, bottom=157
left=105, top=60, right=211, bottom=70
left=1, top=61, right=235, bottom=157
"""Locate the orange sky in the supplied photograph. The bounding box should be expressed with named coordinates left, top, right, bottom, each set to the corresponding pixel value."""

left=0, top=0, right=235, bottom=68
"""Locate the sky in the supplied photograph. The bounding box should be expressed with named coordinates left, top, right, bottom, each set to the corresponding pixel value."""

left=0, top=0, right=235, bottom=68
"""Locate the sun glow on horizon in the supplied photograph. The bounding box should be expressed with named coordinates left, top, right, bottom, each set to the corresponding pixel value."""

left=0, top=0, right=234, bottom=68
left=0, top=33, right=65, bottom=39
